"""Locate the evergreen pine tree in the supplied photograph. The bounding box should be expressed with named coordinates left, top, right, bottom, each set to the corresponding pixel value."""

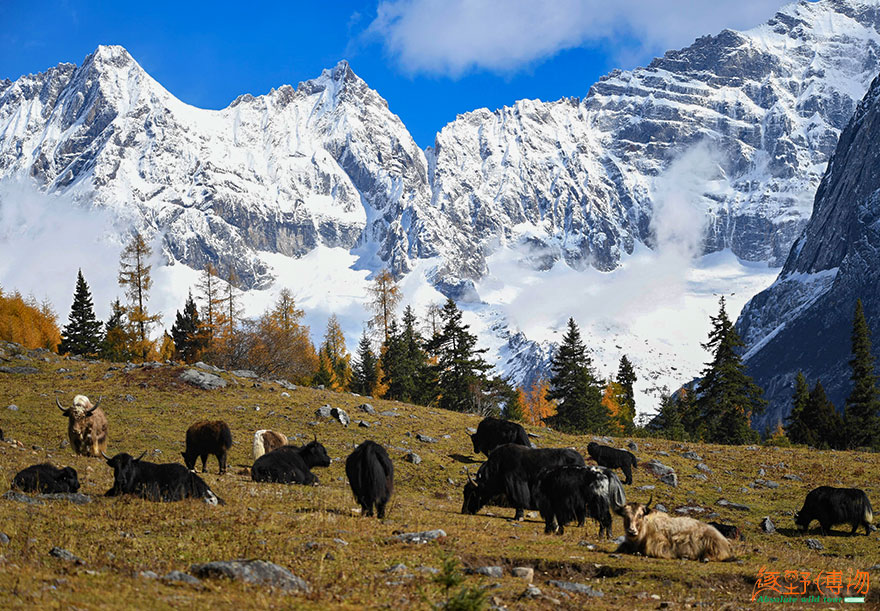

left=171, top=291, right=206, bottom=363
left=844, top=299, right=880, bottom=449
left=807, top=381, right=845, bottom=450
left=58, top=269, right=103, bottom=356
left=379, top=318, right=403, bottom=399
left=544, top=318, right=607, bottom=433
left=696, top=297, right=765, bottom=444
left=656, top=392, right=688, bottom=441
left=785, top=372, right=813, bottom=446
left=352, top=330, right=379, bottom=397
left=616, top=355, right=637, bottom=427
left=425, top=298, right=492, bottom=413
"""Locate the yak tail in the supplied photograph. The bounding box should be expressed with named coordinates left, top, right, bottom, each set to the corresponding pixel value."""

left=221, top=425, right=233, bottom=450
left=865, top=498, right=874, bottom=525
left=253, top=430, right=268, bottom=460
left=607, top=471, right=627, bottom=510
left=362, top=444, right=392, bottom=500
left=631, top=453, right=638, bottom=467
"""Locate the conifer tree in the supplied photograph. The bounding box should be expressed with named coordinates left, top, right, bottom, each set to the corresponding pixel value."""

left=317, top=315, right=352, bottom=391
left=197, top=262, right=221, bottom=342
left=616, top=355, right=637, bottom=420
left=425, top=298, right=492, bottom=413
left=785, top=372, right=813, bottom=446
left=656, top=391, right=688, bottom=441
left=100, top=298, right=134, bottom=362
left=696, top=297, right=765, bottom=444
left=171, top=291, right=207, bottom=362
left=545, top=318, right=607, bottom=433
left=367, top=269, right=401, bottom=343
left=352, top=330, right=379, bottom=397
left=118, top=231, right=161, bottom=360
left=158, top=331, right=175, bottom=361
left=379, top=318, right=403, bottom=398
left=59, top=269, right=103, bottom=356
left=807, top=381, right=845, bottom=450
left=844, top=299, right=880, bottom=449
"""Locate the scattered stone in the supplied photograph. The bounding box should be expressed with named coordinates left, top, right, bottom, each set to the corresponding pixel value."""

left=577, top=541, right=596, bottom=550
left=782, top=474, right=802, bottom=481
left=393, top=529, right=446, bottom=544
left=660, top=472, right=678, bottom=488
left=696, top=463, right=712, bottom=473
left=162, top=571, right=202, bottom=586
left=525, top=585, right=542, bottom=598
left=386, top=563, right=408, bottom=574
left=49, top=547, right=83, bottom=564
left=0, top=366, right=38, bottom=374
left=304, top=542, right=320, bottom=550
left=691, top=474, right=709, bottom=481
left=404, top=452, right=422, bottom=465
left=473, top=566, right=503, bottom=578
left=760, top=517, right=776, bottom=533
left=231, top=369, right=258, bottom=379
left=0, top=533, right=9, bottom=545
left=466, top=427, right=477, bottom=434
left=548, top=580, right=604, bottom=597
left=357, top=403, right=376, bottom=415
left=627, top=441, right=638, bottom=452
left=512, top=567, right=534, bottom=581
left=717, top=499, right=751, bottom=512
left=646, top=459, right=674, bottom=477
left=757, top=468, right=766, bottom=477
left=636, top=485, right=655, bottom=491
left=6, top=404, right=18, bottom=411
left=139, top=570, right=158, bottom=579
left=527, top=431, right=541, bottom=438
left=102, top=372, right=113, bottom=380
left=681, top=451, right=702, bottom=460
left=180, top=369, right=226, bottom=390
left=380, top=410, right=398, bottom=417
left=805, top=539, right=824, bottom=551
left=754, top=480, right=780, bottom=489
left=416, top=566, right=439, bottom=575
left=416, top=434, right=438, bottom=443
left=358, top=420, right=371, bottom=428
left=675, top=506, right=705, bottom=514
left=654, top=504, right=668, bottom=513
left=331, top=407, right=349, bottom=426
left=656, top=451, right=669, bottom=456
left=316, top=405, right=333, bottom=419
left=280, top=392, right=290, bottom=398
left=745, top=446, right=759, bottom=451
left=40, top=492, right=92, bottom=505
left=2, top=491, right=44, bottom=505
left=191, top=559, right=310, bottom=592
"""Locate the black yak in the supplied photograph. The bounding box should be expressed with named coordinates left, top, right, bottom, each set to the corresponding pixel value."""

left=538, top=465, right=626, bottom=537
left=11, top=463, right=80, bottom=494
left=586, top=442, right=638, bottom=484
left=795, top=486, right=874, bottom=535
left=104, top=452, right=223, bottom=505
left=182, top=420, right=233, bottom=474
left=462, top=443, right=585, bottom=520
left=345, top=440, right=394, bottom=518
left=251, top=439, right=331, bottom=485
left=470, top=417, right=530, bottom=456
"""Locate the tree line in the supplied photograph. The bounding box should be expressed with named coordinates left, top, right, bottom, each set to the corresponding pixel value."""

left=5, top=231, right=879, bottom=448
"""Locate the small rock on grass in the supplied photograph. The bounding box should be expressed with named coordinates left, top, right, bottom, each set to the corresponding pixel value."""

left=548, top=580, right=604, bottom=597
left=162, top=571, right=202, bottom=586
left=473, top=566, right=503, bottom=578
left=0, top=533, right=9, bottom=545
left=404, top=452, right=421, bottom=464
left=760, top=517, right=776, bottom=533
left=392, top=529, right=446, bottom=544
left=191, top=559, right=309, bottom=592
left=49, top=547, right=83, bottom=564
left=512, top=567, right=534, bottom=581
left=805, top=539, right=824, bottom=551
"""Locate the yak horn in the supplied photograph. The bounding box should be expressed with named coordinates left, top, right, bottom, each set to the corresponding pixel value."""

left=313, top=433, right=317, bottom=443
left=92, top=395, right=103, bottom=409
left=465, top=467, right=474, bottom=484
left=56, top=398, right=67, bottom=413
left=101, top=451, right=111, bottom=460
left=646, top=494, right=653, bottom=508
left=136, top=451, right=148, bottom=461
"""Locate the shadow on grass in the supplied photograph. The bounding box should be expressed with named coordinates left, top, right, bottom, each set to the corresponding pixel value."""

left=447, top=453, right=483, bottom=464
left=776, top=526, right=873, bottom=538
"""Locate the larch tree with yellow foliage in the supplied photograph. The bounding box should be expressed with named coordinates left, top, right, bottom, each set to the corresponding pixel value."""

left=244, top=288, right=318, bottom=384
left=521, top=378, right=556, bottom=426
left=118, top=231, right=161, bottom=360
left=0, top=286, right=60, bottom=350
left=367, top=269, right=401, bottom=343
left=314, top=314, right=352, bottom=391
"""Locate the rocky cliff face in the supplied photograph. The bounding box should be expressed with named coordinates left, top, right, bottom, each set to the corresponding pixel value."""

left=737, top=70, right=880, bottom=432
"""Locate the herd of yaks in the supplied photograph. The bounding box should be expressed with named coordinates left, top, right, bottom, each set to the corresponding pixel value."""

left=6, top=395, right=877, bottom=562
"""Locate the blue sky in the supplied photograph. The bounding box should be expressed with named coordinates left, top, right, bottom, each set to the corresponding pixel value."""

left=1, top=0, right=788, bottom=149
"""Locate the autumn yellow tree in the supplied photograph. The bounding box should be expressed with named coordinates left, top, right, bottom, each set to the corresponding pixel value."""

left=521, top=378, right=556, bottom=426
left=0, top=286, right=61, bottom=350
left=244, top=288, right=318, bottom=384
left=118, top=231, right=161, bottom=360
left=197, top=263, right=222, bottom=340
left=210, top=268, right=244, bottom=367
left=367, top=269, right=401, bottom=343
left=314, top=314, right=352, bottom=391
left=601, top=380, right=626, bottom=434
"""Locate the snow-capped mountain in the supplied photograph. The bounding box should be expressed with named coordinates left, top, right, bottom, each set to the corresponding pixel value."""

left=737, top=69, right=880, bottom=432
left=3, top=0, right=880, bottom=416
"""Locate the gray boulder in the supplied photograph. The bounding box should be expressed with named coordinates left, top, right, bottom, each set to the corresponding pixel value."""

left=548, top=580, right=604, bottom=597
left=191, top=559, right=310, bottom=593
left=761, top=517, right=776, bottom=533
left=357, top=403, right=376, bottom=415
left=393, top=529, right=446, bottom=544
left=180, top=369, right=226, bottom=390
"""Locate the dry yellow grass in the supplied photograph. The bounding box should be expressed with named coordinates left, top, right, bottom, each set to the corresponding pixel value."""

left=0, top=347, right=878, bottom=609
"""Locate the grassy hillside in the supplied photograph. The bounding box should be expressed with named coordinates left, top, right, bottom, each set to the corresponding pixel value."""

left=0, top=344, right=878, bottom=609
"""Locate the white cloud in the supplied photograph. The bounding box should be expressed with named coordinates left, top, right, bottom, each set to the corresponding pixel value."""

left=367, top=0, right=788, bottom=77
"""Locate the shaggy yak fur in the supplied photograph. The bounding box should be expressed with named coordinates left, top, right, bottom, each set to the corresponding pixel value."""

left=12, top=463, right=80, bottom=494
left=615, top=499, right=734, bottom=561
left=182, top=420, right=233, bottom=474
left=345, top=440, right=394, bottom=518
left=795, top=486, right=874, bottom=536
left=252, top=429, right=288, bottom=460
left=586, top=442, right=637, bottom=484
left=57, top=395, right=108, bottom=457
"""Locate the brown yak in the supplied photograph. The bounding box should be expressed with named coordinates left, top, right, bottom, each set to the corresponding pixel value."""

left=58, top=395, right=108, bottom=457
left=615, top=497, right=734, bottom=561
left=252, top=429, right=288, bottom=460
